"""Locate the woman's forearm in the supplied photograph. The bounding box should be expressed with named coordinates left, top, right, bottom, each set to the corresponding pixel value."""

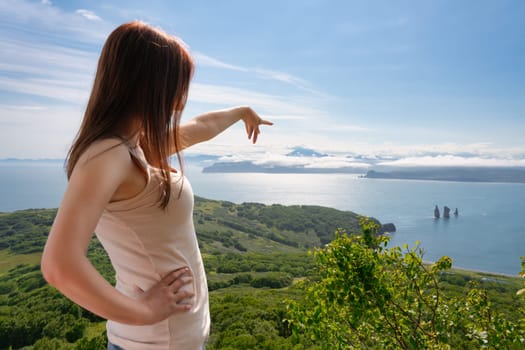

left=42, top=253, right=151, bottom=325
left=178, top=106, right=246, bottom=150
left=177, top=106, right=272, bottom=151
left=196, top=106, right=246, bottom=137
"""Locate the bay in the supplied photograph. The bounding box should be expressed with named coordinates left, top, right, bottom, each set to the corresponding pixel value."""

left=1, top=162, right=524, bottom=276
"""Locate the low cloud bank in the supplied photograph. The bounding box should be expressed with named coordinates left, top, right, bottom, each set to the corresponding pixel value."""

left=197, top=146, right=525, bottom=170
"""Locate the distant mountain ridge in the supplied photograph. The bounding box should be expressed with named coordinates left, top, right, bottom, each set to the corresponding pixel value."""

left=286, top=146, right=327, bottom=157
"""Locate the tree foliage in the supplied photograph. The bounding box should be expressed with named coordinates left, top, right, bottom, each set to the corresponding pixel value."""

left=288, top=219, right=525, bottom=349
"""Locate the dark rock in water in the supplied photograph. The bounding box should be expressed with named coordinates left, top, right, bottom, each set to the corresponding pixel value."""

left=379, top=223, right=397, bottom=234
left=443, top=206, right=450, bottom=219
left=454, top=208, right=459, bottom=216
left=434, top=205, right=440, bottom=219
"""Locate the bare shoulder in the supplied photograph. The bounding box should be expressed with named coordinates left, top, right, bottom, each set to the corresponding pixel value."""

left=72, top=138, right=133, bottom=182
left=78, top=138, right=130, bottom=163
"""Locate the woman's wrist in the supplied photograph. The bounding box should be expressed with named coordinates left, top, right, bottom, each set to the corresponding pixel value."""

left=107, top=294, right=156, bottom=325
left=233, top=106, right=250, bottom=122
left=133, top=299, right=157, bottom=325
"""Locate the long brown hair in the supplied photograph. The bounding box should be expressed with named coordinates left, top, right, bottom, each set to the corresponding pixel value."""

left=66, top=21, right=194, bottom=208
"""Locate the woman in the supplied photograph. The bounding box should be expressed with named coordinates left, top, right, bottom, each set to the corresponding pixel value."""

left=41, top=21, right=272, bottom=350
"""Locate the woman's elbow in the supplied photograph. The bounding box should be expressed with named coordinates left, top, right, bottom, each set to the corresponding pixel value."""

left=41, top=252, right=58, bottom=286
left=41, top=248, right=69, bottom=288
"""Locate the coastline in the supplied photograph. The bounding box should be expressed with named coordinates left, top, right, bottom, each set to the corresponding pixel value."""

left=421, top=260, right=521, bottom=279
left=448, top=265, right=521, bottom=279
left=2, top=162, right=524, bottom=276
left=1, top=204, right=523, bottom=279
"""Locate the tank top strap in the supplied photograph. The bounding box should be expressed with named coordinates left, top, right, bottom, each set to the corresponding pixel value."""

left=110, top=135, right=149, bottom=172
left=127, top=144, right=149, bottom=172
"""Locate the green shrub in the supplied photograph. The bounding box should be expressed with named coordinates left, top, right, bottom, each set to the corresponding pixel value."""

left=250, top=273, right=292, bottom=289
left=289, top=219, right=525, bottom=349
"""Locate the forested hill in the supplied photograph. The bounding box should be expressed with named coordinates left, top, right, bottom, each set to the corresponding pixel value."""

left=193, top=196, right=365, bottom=251
left=0, top=196, right=365, bottom=258
left=0, top=197, right=365, bottom=349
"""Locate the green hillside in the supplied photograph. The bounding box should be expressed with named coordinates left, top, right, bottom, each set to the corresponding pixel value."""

left=0, top=197, right=365, bottom=349
left=0, top=197, right=364, bottom=261
left=0, top=198, right=522, bottom=349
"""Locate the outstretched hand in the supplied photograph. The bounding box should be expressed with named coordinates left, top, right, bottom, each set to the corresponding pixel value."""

left=240, top=107, right=273, bottom=144
left=136, top=267, right=194, bottom=324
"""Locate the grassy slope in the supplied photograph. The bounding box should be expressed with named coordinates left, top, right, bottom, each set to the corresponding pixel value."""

left=0, top=250, right=41, bottom=274
left=0, top=198, right=364, bottom=348
left=0, top=198, right=522, bottom=349
left=0, top=197, right=363, bottom=266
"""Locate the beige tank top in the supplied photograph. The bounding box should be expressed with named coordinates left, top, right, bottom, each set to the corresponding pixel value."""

left=95, top=144, right=209, bottom=350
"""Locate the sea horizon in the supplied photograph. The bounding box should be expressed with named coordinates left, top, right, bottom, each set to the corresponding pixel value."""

left=1, top=162, right=524, bottom=276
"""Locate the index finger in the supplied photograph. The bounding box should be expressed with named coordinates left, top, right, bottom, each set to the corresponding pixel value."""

left=260, top=119, right=273, bottom=126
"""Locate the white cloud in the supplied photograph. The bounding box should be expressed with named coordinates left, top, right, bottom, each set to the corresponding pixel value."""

left=189, top=82, right=327, bottom=117
left=193, top=52, right=245, bottom=71
left=0, top=104, right=83, bottom=158
left=0, top=40, right=97, bottom=72
left=193, top=52, right=321, bottom=94
left=251, top=67, right=309, bottom=87
left=0, top=0, right=110, bottom=42
left=0, top=39, right=96, bottom=104
left=0, top=76, right=90, bottom=104
left=76, top=9, right=102, bottom=21
left=210, top=151, right=370, bottom=170
left=182, top=122, right=525, bottom=169
left=185, top=138, right=525, bottom=171
left=252, top=154, right=310, bottom=167
left=0, top=2, right=107, bottom=105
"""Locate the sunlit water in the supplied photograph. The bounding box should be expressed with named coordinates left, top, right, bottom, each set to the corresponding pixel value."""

left=1, top=162, right=524, bottom=275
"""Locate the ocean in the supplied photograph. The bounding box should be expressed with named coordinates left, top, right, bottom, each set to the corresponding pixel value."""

left=1, top=162, right=524, bottom=276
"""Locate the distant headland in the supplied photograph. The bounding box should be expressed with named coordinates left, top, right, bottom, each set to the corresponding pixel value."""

left=363, top=167, right=525, bottom=184
left=202, top=163, right=525, bottom=183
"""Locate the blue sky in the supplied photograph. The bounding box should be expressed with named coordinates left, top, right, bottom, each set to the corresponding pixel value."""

left=0, top=0, right=524, bottom=168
